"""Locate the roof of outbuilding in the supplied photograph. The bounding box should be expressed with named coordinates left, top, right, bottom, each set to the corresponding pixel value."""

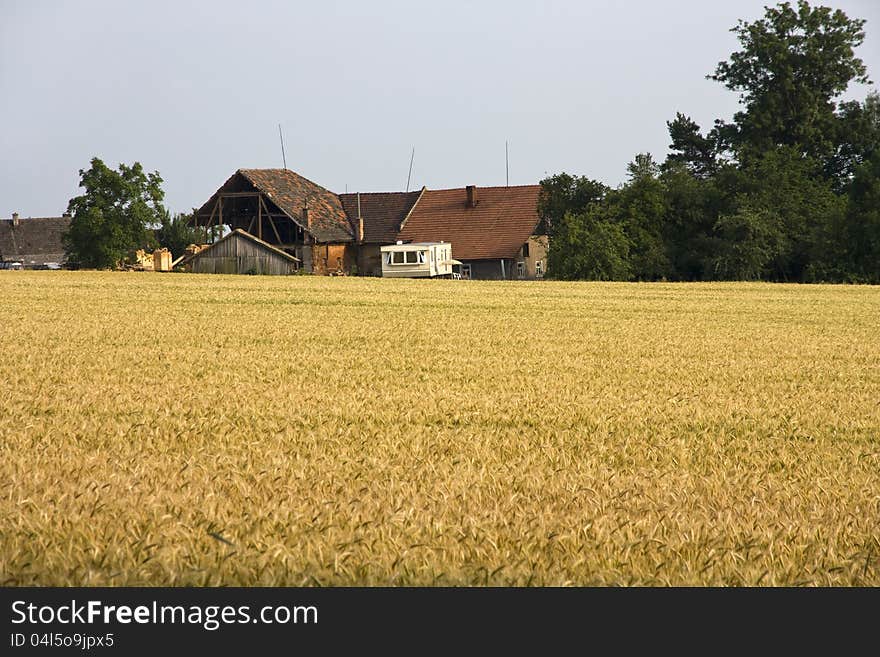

left=338, top=190, right=422, bottom=243
left=179, top=229, right=300, bottom=266
left=196, top=169, right=353, bottom=243
left=396, top=185, right=541, bottom=260
left=0, top=216, right=69, bottom=265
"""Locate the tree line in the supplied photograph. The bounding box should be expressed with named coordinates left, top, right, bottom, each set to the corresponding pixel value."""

left=540, top=1, right=880, bottom=283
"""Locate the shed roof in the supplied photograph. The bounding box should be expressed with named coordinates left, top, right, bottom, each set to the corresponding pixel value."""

left=180, top=229, right=300, bottom=266
left=0, top=216, right=69, bottom=265
left=397, top=185, right=541, bottom=260
left=338, top=190, right=422, bottom=244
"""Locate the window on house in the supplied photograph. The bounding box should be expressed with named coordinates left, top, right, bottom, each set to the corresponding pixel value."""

left=383, top=252, right=392, bottom=265
left=517, top=261, right=525, bottom=278
left=522, top=242, right=530, bottom=258
left=392, top=251, right=405, bottom=264
left=461, top=264, right=471, bottom=279
left=535, top=260, right=544, bottom=277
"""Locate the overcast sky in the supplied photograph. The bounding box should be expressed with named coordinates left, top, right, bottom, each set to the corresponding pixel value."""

left=2, top=0, right=878, bottom=217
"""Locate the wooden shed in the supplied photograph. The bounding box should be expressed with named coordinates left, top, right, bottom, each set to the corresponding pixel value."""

left=182, top=229, right=300, bottom=275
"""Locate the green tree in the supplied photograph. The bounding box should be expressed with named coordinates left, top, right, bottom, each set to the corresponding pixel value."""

left=547, top=208, right=632, bottom=281
left=537, top=173, right=607, bottom=236
left=710, top=0, right=869, bottom=173
left=664, top=113, right=721, bottom=179
left=712, top=204, right=785, bottom=280
left=659, top=162, right=723, bottom=280
left=837, top=152, right=880, bottom=282
left=726, top=147, right=845, bottom=281
left=64, top=157, right=166, bottom=268
left=828, top=91, right=880, bottom=190
left=155, top=210, right=200, bottom=259
left=618, top=154, right=672, bottom=280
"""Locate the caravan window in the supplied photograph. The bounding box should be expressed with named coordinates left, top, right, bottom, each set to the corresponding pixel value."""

left=386, top=249, right=429, bottom=265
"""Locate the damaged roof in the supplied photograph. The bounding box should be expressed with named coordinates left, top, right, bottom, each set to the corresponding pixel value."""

left=397, top=185, right=541, bottom=260
left=339, top=190, right=422, bottom=244
left=196, top=169, right=353, bottom=243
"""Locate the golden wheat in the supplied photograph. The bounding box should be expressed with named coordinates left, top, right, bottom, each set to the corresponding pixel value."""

left=0, top=271, right=878, bottom=585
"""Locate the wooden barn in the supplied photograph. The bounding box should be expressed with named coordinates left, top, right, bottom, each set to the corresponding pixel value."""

left=193, top=169, right=355, bottom=275
left=181, top=229, right=299, bottom=275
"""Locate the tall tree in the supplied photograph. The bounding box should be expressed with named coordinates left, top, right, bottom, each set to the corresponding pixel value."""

left=64, top=157, right=166, bottom=269
left=659, top=162, right=723, bottom=280
left=710, top=0, right=869, bottom=172
left=619, top=154, right=672, bottom=280
left=664, top=114, right=720, bottom=179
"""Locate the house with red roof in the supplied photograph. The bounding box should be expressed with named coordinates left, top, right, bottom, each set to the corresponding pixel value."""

left=397, top=184, right=547, bottom=280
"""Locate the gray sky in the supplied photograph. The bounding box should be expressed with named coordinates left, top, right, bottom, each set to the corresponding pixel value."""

left=2, top=0, right=878, bottom=217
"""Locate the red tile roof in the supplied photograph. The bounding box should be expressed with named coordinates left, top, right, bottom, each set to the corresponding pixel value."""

left=397, top=185, right=541, bottom=260
left=339, top=190, right=422, bottom=243
left=195, top=169, right=353, bottom=243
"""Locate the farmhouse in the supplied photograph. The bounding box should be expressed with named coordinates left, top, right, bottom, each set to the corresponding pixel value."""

left=397, top=185, right=547, bottom=279
left=192, top=169, right=548, bottom=279
left=179, top=229, right=300, bottom=275
left=0, top=213, right=69, bottom=268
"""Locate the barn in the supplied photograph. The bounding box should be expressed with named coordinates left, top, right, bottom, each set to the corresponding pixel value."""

left=192, top=169, right=354, bottom=275
left=181, top=229, right=299, bottom=275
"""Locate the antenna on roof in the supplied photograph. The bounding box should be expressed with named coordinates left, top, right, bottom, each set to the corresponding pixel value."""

left=406, top=147, right=415, bottom=192
left=505, top=140, right=509, bottom=187
left=278, top=124, right=287, bottom=170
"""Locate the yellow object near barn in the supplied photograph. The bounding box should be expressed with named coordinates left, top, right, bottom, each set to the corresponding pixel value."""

left=153, top=248, right=172, bottom=272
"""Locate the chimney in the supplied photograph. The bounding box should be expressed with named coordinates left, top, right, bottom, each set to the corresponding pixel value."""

left=12, top=212, right=20, bottom=227
left=466, top=185, right=478, bottom=208
left=356, top=192, right=364, bottom=242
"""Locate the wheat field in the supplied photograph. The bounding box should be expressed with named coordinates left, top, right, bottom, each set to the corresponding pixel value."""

left=1, top=271, right=878, bottom=586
